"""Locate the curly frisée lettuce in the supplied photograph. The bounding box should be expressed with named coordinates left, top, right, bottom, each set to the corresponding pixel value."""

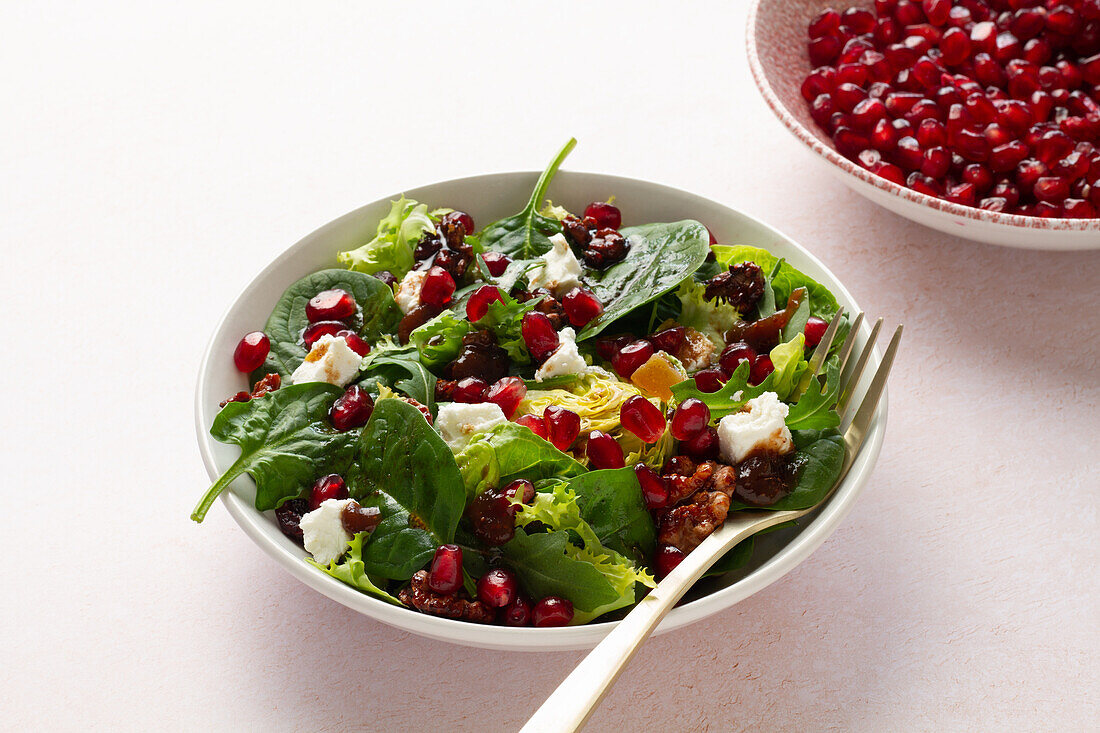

left=338, top=196, right=438, bottom=279
left=309, top=532, right=405, bottom=607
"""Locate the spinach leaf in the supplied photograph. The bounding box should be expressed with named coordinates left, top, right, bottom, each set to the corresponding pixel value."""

left=579, top=220, right=711, bottom=341
left=357, top=343, right=436, bottom=413
left=191, top=383, right=358, bottom=522
left=728, top=429, right=845, bottom=512
left=309, top=532, right=405, bottom=606
left=256, top=269, right=401, bottom=382
left=565, top=468, right=656, bottom=563
left=454, top=422, right=586, bottom=498
left=349, top=398, right=466, bottom=580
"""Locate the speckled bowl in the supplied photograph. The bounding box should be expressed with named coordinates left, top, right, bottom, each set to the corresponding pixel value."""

left=747, top=0, right=1100, bottom=250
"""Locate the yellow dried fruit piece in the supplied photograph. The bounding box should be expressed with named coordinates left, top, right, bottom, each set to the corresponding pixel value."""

left=630, top=354, right=686, bottom=402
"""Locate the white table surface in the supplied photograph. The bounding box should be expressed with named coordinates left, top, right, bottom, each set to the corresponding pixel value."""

left=3, top=1, right=1097, bottom=730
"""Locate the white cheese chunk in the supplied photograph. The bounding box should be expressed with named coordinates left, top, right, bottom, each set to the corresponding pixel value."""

left=436, top=401, right=508, bottom=451
left=395, top=269, right=427, bottom=314
left=535, top=327, right=588, bottom=382
left=291, top=334, right=363, bottom=387
left=299, top=498, right=354, bottom=565
left=527, top=233, right=583, bottom=296
left=717, top=391, right=793, bottom=464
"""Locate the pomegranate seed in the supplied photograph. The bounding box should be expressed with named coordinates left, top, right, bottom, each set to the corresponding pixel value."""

left=871, top=117, right=901, bottom=151
left=302, top=321, right=345, bottom=350
left=693, top=368, right=728, bottom=393
left=520, top=312, right=560, bottom=362
left=650, top=326, right=686, bottom=353
left=833, top=82, right=867, bottom=114
left=681, top=426, right=720, bottom=461
left=895, top=136, right=924, bottom=170
left=634, top=464, right=671, bottom=510
left=979, top=196, right=1008, bottom=211
left=503, top=595, right=532, bottom=626
left=308, top=474, right=348, bottom=510
left=329, top=385, right=374, bottom=431
left=584, top=201, right=621, bottom=230
left=586, top=430, right=626, bottom=469
left=875, top=16, right=902, bottom=46
left=595, top=334, right=631, bottom=361
left=809, top=35, right=842, bottom=66
left=655, top=545, right=685, bottom=579
left=620, top=395, right=666, bottom=444
left=486, top=377, right=526, bottom=419
left=802, top=68, right=836, bottom=102
left=916, top=118, right=948, bottom=148
left=515, top=413, right=548, bottom=439
left=482, top=251, right=511, bottom=277
left=453, top=377, right=489, bottom=403
left=1047, top=5, right=1082, bottom=36
left=306, top=288, right=356, bottom=323
left=444, top=210, right=475, bottom=236
left=922, top=146, right=952, bottom=177
left=718, top=342, right=757, bottom=374
left=477, top=567, right=518, bottom=608
left=427, top=544, right=463, bottom=595
left=670, top=398, right=711, bottom=441
left=852, top=97, right=889, bottom=131
left=466, top=285, right=505, bottom=322
left=990, top=141, right=1029, bottom=172
left=841, top=7, right=875, bottom=34
left=749, top=355, right=774, bottom=386
left=562, top=287, right=603, bottom=328
left=420, top=266, right=456, bottom=308
left=234, top=331, right=269, bottom=372
left=885, top=91, right=924, bottom=115
left=808, top=8, right=841, bottom=39
left=954, top=128, right=992, bottom=162
left=611, top=339, right=655, bottom=378
left=1034, top=176, right=1070, bottom=202
left=834, top=126, right=872, bottom=158
left=706, top=227, right=718, bottom=245
left=804, top=316, right=829, bottom=348
left=908, top=171, right=945, bottom=196
left=544, top=406, right=580, bottom=452
left=335, top=329, right=371, bottom=356
left=837, top=62, right=871, bottom=89
left=962, top=163, right=994, bottom=192
left=941, top=26, right=971, bottom=64
left=532, top=596, right=574, bottom=627
left=1064, top=198, right=1098, bottom=217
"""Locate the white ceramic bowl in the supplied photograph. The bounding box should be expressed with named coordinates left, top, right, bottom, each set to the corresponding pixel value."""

left=747, top=0, right=1100, bottom=250
left=195, top=171, right=887, bottom=651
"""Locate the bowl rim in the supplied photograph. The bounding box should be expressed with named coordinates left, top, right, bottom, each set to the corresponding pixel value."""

left=745, top=0, right=1100, bottom=232
left=194, top=169, right=888, bottom=651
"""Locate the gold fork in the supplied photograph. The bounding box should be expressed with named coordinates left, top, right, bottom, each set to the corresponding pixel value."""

left=521, top=310, right=902, bottom=733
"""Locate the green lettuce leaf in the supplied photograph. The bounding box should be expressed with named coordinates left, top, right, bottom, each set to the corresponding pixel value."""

left=675, top=277, right=741, bottom=350
left=768, top=334, right=808, bottom=401
left=409, top=310, right=471, bottom=371
left=563, top=468, right=656, bottom=563
left=338, top=196, right=436, bottom=279
left=472, top=294, right=538, bottom=363
left=711, top=245, right=840, bottom=318
left=308, top=532, right=405, bottom=606
left=454, top=422, right=586, bottom=498
left=357, top=342, right=437, bottom=413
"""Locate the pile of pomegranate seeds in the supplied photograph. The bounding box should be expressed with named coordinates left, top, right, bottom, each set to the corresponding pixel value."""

left=803, top=0, right=1100, bottom=218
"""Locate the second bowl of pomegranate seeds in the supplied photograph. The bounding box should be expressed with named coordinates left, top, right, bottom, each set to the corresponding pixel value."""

left=748, top=0, right=1100, bottom=249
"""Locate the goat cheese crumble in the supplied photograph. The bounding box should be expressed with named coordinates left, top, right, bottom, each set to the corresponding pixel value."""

left=535, top=327, right=588, bottom=382
left=395, top=269, right=428, bottom=314
left=436, top=402, right=508, bottom=451
left=300, top=498, right=354, bottom=565
left=717, top=391, right=793, bottom=464
left=527, top=233, right=583, bottom=296
left=291, top=334, right=363, bottom=387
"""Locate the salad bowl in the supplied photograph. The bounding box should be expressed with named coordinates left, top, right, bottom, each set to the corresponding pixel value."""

left=747, top=0, right=1100, bottom=250
left=195, top=170, right=887, bottom=651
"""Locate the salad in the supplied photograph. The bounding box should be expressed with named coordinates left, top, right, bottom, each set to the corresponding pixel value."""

left=193, top=139, right=848, bottom=628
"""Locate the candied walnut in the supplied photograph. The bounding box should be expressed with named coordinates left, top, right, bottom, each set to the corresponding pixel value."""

left=662, top=459, right=716, bottom=506
left=397, top=304, right=442, bottom=344
left=561, top=214, right=591, bottom=247
left=219, top=372, right=281, bottom=407
left=582, top=228, right=630, bottom=270
left=534, top=294, right=568, bottom=330
left=435, top=379, right=458, bottom=402
left=398, top=571, right=495, bottom=623
left=657, top=490, right=731, bottom=553
left=433, top=248, right=470, bottom=280
left=446, top=330, right=510, bottom=382
left=439, top=215, right=469, bottom=250
left=413, top=232, right=442, bottom=262
left=675, top=328, right=715, bottom=372
left=704, top=262, right=765, bottom=311
left=733, top=452, right=795, bottom=507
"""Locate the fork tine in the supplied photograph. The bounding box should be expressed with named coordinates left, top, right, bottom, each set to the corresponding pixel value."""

left=795, top=306, right=845, bottom=397
left=835, top=311, right=864, bottom=376
left=837, top=317, right=883, bottom=417
left=842, top=325, right=903, bottom=467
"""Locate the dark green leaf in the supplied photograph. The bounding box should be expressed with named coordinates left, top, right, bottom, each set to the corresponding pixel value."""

left=192, top=383, right=358, bottom=522
left=357, top=344, right=437, bottom=413
left=564, top=468, right=656, bottom=564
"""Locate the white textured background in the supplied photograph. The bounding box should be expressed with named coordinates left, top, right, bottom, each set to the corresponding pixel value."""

left=2, top=1, right=1097, bottom=730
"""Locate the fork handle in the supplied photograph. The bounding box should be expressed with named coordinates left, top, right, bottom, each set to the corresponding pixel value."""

left=520, top=511, right=796, bottom=733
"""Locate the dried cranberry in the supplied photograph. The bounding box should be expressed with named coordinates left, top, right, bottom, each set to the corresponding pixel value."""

left=452, top=377, right=489, bottom=403
left=611, top=339, right=654, bottom=378
left=583, top=229, right=630, bottom=269
left=427, top=545, right=463, bottom=595
left=275, top=498, right=310, bottom=541
left=520, top=312, right=560, bottom=361
left=670, top=398, right=710, bottom=441
left=532, top=596, right=574, bottom=627
left=397, top=304, right=442, bottom=345
left=635, top=463, right=671, bottom=510
left=734, top=453, right=795, bottom=507
left=308, top=474, right=347, bottom=511
left=340, top=500, right=382, bottom=535
left=586, top=430, right=626, bottom=469
left=486, top=376, right=526, bottom=419
left=561, top=287, right=603, bottom=328
left=442, top=210, right=475, bottom=237
left=515, top=413, right=548, bottom=439
left=234, top=331, right=270, bottom=373
left=372, top=270, right=397, bottom=287
left=620, top=396, right=666, bottom=444
left=655, top=545, right=685, bottom=579
left=583, top=201, right=622, bottom=229
left=477, top=567, right=518, bottom=608
left=466, top=481, right=532, bottom=546
left=466, top=285, right=505, bottom=322
left=481, top=251, right=511, bottom=277
left=335, top=329, right=371, bottom=356
left=704, top=262, right=765, bottom=310
left=329, top=385, right=374, bottom=431
left=544, top=406, right=581, bottom=451
left=420, top=266, right=456, bottom=308
left=306, top=288, right=356, bottom=323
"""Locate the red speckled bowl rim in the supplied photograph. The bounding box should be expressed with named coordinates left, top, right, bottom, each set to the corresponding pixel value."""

left=746, top=0, right=1100, bottom=233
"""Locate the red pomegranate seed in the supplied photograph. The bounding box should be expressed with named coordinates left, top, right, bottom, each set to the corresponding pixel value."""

left=992, top=180, right=1021, bottom=206
left=481, top=251, right=511, bottom=277
left=1064, top=198, right=1098, bottom=217
left=990, top=141, right=1029, bottom=172
left=834, top=126, right=872, bottom=158
left=885, top=91, right=924, bottom=115
left=718, top=342, right=756, bottom=375
left=979, top=196, right=1008, bottom=211
left=584, top=201, right=622, bottom=230
left=611, top=339, right=655, bottom=378
left=420, top=266, right=456, bottom=308
left=895, top=136, right=924, bottom=170
left=804, top=316, right=829, bottom=348
left=833, top=82, right=867, bottom=114
left=670, top=398, right=711, bottom=441
left=841, top=6, right=875, bottom=34
left=1034, top=176, right=1070, bottom=202
left=515, top=413, right=548, bottom=439
left=302, top=321, right=344, bottom=350
left=954, top=128, right=992, bottom=162
left=811, top=93, right=837, bottom=128
left=650, top=326, right=686, bottom=353
left=655, top=545, right=685, bottom=579
left=427, top=545, right=463, bottom=595
left=916, top=118, right=947, bottom=148
left=634, top=463, right=671, bottom=510
left=908, top=171, right=945, bottom=196
left=477, top=567, right=518, bottom=608
left=808, top=8, right=840, bottom=39
left=308, top=474, right=348, bottom=511
left=544, top=406, right=580, bottom=452
left=486, top=377, right=526, bottom=419
left=1047, top=5, right=1082, bottom=36
left=749, top=355, right=774, bottom=386
left=620, top=396, right=666, bottom=444
left=586, top=430, right=626, bottom=469
left=444, top=210, right=475, bottom=236
left=595, top=334, right=631, bottom=361
left=453, top=377, right=489, bottom=403
left=532, top=596, right=574, bottom=627
left=871, top=117, right=901, bottom=151
left=306, top=288, right=356, bottom=323
left=836, top=62, right=871, bottom=89
left=922, top=146, right=952, bottom=177
left=875, top=16, right=902, bottom=46
left=520, top=312, right=560, bottom=362
left=682, top=426, right=720, bottom=461
left=809, top=35, right=842, bottom=66
left=852, top=97, right=889, bottom=131
left=503, top=595, right=532, bottom=626
left=962, top=163, right=994, bottom=192
left=234, top=331, right=269, bottom=372
left=329, top=385, right=374, bottom=431
left=941, top=26, right=971, bottom=64
left=946, top=182, right=978, bottom=206
left=693, top=368, right=728, bottom=393
left=802, top=67, right=837, bottom=101
left=872, top=161, right=907, bottom=185
left=562, top=287, right=603, bottom=328
left=335, top=329, right=371, bottom=356
left=466, top=285, right=504, bottom=322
